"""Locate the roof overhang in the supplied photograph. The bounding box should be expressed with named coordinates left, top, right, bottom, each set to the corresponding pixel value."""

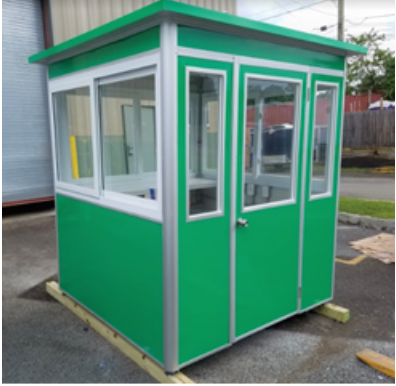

left=29, top=0, right=367, bottom=65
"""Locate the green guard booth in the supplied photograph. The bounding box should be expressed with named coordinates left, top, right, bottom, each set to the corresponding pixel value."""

left=29, top=0, right=366, bottom=374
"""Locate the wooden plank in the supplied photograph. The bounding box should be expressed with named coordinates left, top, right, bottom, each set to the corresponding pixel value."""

left=356, top=349, right=395, bottom=379
left=46, top=281, right=194, bottom=384
left=314, top=303, right=350, bottom=323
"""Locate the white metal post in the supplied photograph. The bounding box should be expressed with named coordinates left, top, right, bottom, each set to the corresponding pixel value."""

left=160, top=19, right=179, bottom=374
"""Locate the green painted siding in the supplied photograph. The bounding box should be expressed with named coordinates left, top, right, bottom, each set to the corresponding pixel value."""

left=49, top=27, right=160, bottom=78
left=178, top=26, right=345, bottom=71
left=301, top=73, right=344, bottom=310
left=235, top=65, right=307, bottom=337
left=56, top=194, right=164, bottom=363
left=177, top=57, right=233, bottom=365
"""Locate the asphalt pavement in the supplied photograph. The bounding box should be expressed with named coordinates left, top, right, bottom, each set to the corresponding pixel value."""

left=340, top=174, right=395, bottom=201
left=2, top=214, right=395, bottom=383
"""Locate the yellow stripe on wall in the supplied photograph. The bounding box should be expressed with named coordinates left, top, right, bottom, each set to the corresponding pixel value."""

left=69, top=135, right=79, bottom=179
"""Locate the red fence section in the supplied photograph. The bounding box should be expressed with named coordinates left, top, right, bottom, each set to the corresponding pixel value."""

left=246, top=93, right=383, bottom=128
left=246, top=99, right=331, bottom=128
left=344, top=93, right=382, bottom=112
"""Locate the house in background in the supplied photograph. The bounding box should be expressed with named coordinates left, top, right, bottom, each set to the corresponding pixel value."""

left=2, top=0, right=236, bottom=207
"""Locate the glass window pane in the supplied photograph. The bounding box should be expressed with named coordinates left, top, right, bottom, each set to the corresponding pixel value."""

left=243, top=78, right=298, bottom=207
left=99, top=74, right=157, bottom=200
left=53, top=87, right=94, bottom=189
left=188, top=72, right=223, bottom=217
left=310, top=84, right=336, bottom=196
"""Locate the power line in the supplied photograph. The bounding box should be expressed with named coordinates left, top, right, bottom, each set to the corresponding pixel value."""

left=346, top=13, right=394, bottom=26
left=290, top=0, right=336, bottom=16
left=243, top=0, right=307, bottom=19
left=259, top=0, right=329, bottom=21
left=272, top=0, right=297, bottom=18
left=313, top=13, right=395, bottom=34
left=243, top=1, right=292, bottom=19
left=329, top=0, right=338, bottom=9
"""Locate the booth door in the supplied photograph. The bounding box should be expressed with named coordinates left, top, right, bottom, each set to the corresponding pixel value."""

left=178, top=56, right=233, bottom=365
left=301, top=74, right=343, bottom=310
left=235, top=65, right=307, bottom=338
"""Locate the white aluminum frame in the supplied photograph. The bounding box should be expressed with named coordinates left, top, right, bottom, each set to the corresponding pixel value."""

left=308, top=81, right=339, bottom=201
left=331, top=60, right=348, bottom=300
left=48, top=51, right=163, bottom=223
left=297, top=70, right=311, bottom=311
left=97, top=66, right=161, bottom=211
left=185, top=66, right=227, bottom=222
left=177, top=46, right=345, bottom=78
left=241, top=73, right=303, bottom=213
left=160, top=19, right=179, bottom=374
left=50, top=80, right=100, bottom=198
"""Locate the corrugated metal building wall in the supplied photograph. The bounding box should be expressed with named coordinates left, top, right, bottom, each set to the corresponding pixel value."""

left=2, top=0, right=235, bottom=205
left=3, top=0, right=53, bottom=205
left=49, top=0, right=236, bottom=44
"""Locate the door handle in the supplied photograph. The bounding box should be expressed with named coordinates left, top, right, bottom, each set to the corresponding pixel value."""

left=126, top=145, right=134, bottom=156
left=237, top=218, right=249, bottom=228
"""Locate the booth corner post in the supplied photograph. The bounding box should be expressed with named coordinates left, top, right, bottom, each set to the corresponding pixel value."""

left=160, top=18, right=179, bottom=374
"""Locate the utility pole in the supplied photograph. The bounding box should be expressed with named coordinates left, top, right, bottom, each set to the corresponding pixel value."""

left=338, top=0, right=345, bottom=41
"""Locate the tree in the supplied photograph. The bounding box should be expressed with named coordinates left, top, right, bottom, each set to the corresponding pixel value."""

left=382, top=51, right=395, bottom=100
left=346, top=29, right=395, bottom=100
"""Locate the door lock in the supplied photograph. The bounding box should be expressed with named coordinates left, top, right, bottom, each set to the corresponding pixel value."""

left=126, top=145, right=134, bottom=156
left=237, top=218, right=249, bottom=228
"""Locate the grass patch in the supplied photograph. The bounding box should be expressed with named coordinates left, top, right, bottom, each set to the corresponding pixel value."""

left=341, top=167, right=371, bottom=173
left=339, top=197, right=395, bottom=220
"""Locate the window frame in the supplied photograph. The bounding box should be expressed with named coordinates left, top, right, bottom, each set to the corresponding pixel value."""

left=309, top=81, right=339, bottom=200
left=97, top=66, right=161, bottom=211
left=50, top=79, right=100, bottom=198
left=241, top=73, right=303, bottom=213
left=185, top=66, right=227, bottom=222
left=48, top=52, right=163, bottom=222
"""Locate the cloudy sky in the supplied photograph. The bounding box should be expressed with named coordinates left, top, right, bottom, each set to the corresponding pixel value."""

left=237, top=0, right=395, bottom=50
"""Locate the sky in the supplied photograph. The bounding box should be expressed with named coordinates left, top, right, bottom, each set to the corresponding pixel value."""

left=237, top=0, right=395, bottom=51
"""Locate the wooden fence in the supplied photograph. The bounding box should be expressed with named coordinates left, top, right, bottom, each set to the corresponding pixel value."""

left=343, top=110, right=395, bottom=148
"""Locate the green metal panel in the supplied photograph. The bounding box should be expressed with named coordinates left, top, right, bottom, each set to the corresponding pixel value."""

left=163, top=0, right=366, bottom=56
left=235, top=66, right=307, bottom=337
left=56, top=194, right=164, bottom=363
left=29, top=1, right=366, bottom=65
left=48, top=27, right=160, bottom=78
left=301, top=73, right=344, bottom=310
left=177, top=56, right=233, bottom=365
left=178, top=26, right=344, bottom=71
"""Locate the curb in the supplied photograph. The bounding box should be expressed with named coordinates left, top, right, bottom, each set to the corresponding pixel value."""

left=2, top=210, right=55, bottom=225
left=338, top=212, right=395, bottom=233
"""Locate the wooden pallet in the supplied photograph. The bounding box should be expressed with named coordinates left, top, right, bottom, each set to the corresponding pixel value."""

left=46, top=281, right=194, bottom=384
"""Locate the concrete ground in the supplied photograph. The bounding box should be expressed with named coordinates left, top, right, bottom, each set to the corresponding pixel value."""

left=3, top=213, right=395, bottom=383
left=340, top=174, right=395, bottom=201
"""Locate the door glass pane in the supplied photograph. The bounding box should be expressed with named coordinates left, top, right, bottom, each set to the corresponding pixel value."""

left=310, top=84, right=337, bottom=196
left=99, top=74, right=157, bottom=200
left=188, top=72, right=223, bottom=217
left=243, top=77, right=298, bottom=208
left=53, top=86, right=94, bottom=189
